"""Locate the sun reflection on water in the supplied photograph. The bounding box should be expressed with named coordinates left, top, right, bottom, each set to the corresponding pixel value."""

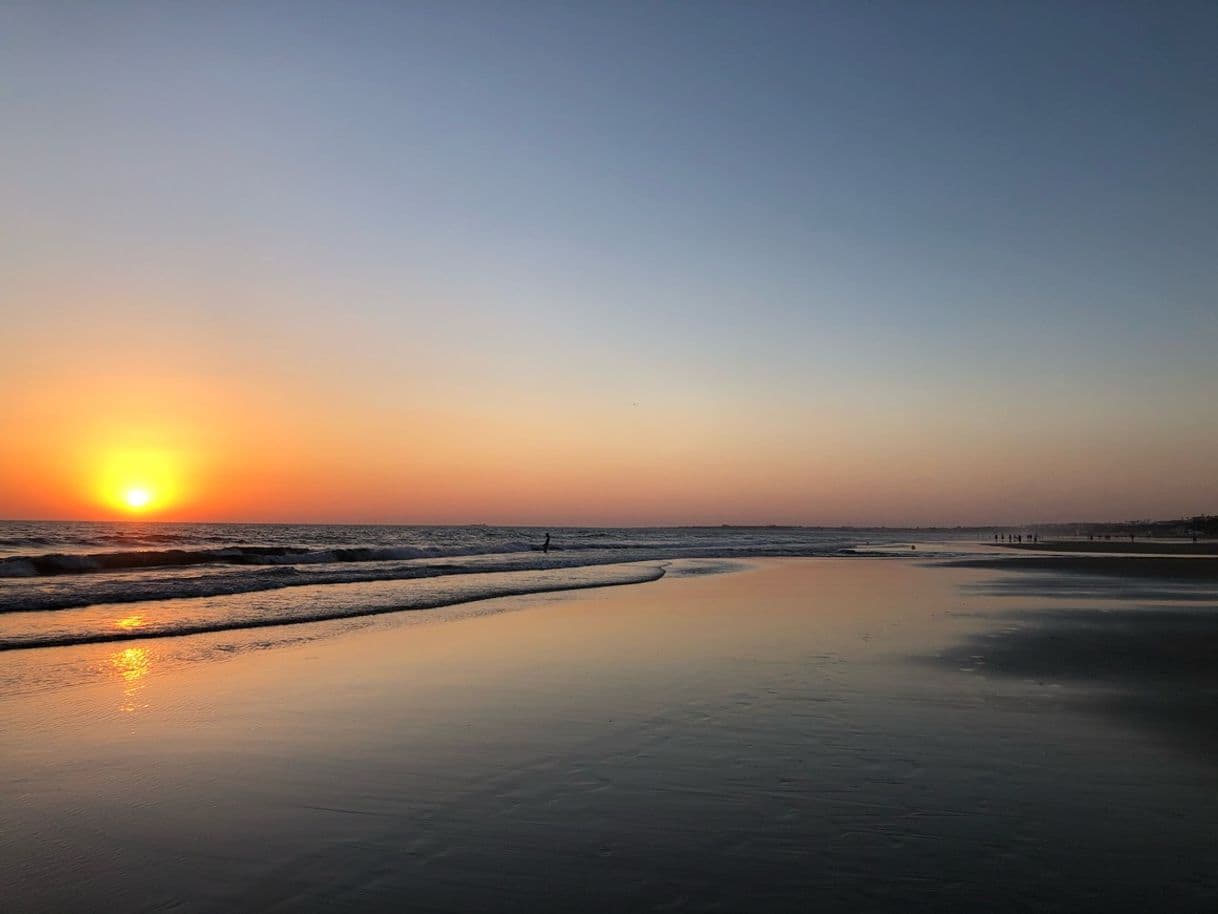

left=109, top=646, right=151, bottom=712
left=115, top=614, right=144, bottom=630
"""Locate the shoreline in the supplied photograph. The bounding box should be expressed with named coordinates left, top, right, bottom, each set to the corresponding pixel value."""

left=0, top=562, right=671, bottom=652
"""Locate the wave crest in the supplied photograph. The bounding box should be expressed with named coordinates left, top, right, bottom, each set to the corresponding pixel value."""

left=0, top=563, right=668, bottom=650
left=0, top=541, right=540, bottom=578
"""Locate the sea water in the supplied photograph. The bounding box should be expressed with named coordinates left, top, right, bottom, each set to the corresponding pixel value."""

left=0, top=521, right=971, bottom=649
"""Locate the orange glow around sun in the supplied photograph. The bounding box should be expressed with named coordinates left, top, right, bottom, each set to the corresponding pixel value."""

left=95, top=448, right=183, bottom=516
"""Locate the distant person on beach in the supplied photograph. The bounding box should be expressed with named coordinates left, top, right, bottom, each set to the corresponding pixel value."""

left=543, top=532, right=551, bottom=554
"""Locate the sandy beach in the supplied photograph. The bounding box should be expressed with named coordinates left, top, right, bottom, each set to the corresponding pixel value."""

left=1002, top=540, right=1218, bottom=556
left=2, top=555, right=1216, bottom=912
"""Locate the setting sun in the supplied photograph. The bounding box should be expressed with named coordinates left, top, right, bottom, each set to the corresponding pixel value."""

left=91, top=447, right=185, bottom=517
left=123, top=487, right=153, bottom=510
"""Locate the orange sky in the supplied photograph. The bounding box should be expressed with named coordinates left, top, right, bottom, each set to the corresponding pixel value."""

left=4, top=332, right=1213, bottom=525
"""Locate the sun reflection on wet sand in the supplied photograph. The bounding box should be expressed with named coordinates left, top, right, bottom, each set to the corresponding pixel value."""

left=109, top=646, right=151, bottom=712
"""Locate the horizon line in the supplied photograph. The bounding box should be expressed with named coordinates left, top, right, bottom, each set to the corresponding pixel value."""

left=1, top=516, right=1211, bottom=531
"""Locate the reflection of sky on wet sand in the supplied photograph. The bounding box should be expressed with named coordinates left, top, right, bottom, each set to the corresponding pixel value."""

left=109, top=646, right=151, bottom=712
left=3, top=559, right=1217, bottom=911
left=959, top=574, right=1218, bottom=602
left=934, top=586, right=1218, bottom=763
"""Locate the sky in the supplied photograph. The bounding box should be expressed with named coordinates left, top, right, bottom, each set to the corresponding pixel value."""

left=2, top=1, right=1216, bottom=526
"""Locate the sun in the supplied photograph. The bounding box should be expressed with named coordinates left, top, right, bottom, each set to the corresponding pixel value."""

left=94, top=447, right=182, bottom=516
left=123, top=486, right=153, bottom=510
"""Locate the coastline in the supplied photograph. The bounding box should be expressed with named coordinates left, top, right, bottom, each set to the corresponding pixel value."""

left=0, top=562, right=671, bottom=652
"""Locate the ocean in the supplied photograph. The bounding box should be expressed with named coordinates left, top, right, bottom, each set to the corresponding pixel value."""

left=0, top=521, right=961, bottom=651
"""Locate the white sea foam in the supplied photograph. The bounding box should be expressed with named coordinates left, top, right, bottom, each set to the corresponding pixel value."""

left=0, top=562, right=670, bottom=650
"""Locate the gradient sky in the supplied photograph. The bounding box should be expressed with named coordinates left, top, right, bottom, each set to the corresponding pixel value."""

left=2, top=1, right=1216, bottom=525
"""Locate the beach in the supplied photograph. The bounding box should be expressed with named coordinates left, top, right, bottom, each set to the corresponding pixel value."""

left=3, top=554, right=1216, bottom=912
left=1001, top=540, right=1218, bottom=556
left=7, top=2, right=1217, bottom=910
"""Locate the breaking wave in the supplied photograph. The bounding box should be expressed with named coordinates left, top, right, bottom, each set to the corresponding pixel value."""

left=0, top=563, right=669, bottom=650
left=0, top=521, right=936, bottom=650
left=0, top=542, right=538, bottom=577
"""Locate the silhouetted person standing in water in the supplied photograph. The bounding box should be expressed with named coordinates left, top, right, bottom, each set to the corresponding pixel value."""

left=543, top=532, right=551, bottom=554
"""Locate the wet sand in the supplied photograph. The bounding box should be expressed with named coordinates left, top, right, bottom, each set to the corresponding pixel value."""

left=950, top=553, right=1218, bottom=581
left=1001, top=539, right=1218, bottom=556
left=2, top=558, right=1216, bottom=911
